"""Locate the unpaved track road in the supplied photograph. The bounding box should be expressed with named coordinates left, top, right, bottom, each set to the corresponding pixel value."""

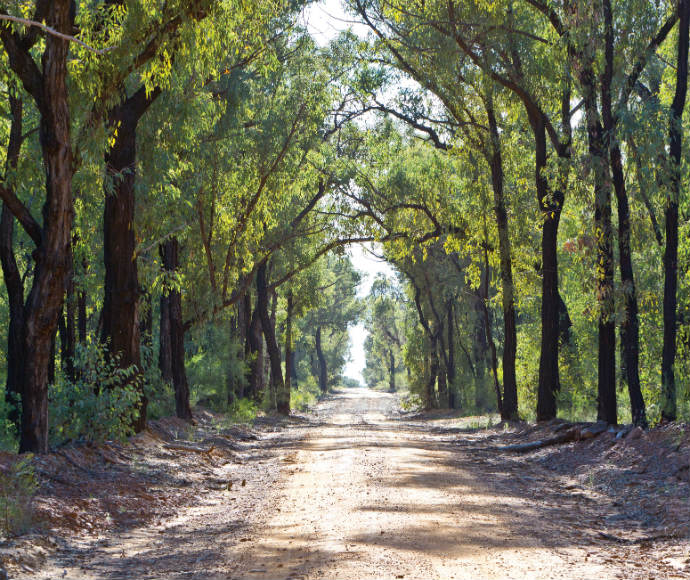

left=29, top=389, right=688, bottom=579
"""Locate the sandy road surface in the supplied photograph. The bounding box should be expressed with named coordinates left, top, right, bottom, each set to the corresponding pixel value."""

left=26, top=388, right=689, bottom=579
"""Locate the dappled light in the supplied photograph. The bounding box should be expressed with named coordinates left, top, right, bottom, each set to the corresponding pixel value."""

left=1, top=0, right=690, bottom=577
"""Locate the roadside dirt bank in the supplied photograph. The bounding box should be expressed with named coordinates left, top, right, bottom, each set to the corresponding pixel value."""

left=2, top=388, right=689, bottom=579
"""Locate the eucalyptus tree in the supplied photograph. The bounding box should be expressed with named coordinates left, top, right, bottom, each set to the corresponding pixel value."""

left=349, top=0, right=574, bottom=421
left=364, top=274, right=405, bottom=393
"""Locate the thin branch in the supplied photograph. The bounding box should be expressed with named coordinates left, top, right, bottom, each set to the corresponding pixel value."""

left=0, top=13, right=113, bottom=54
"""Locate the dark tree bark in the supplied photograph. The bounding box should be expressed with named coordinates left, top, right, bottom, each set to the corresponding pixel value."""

left=580, top=61, right=617, bottom=425
left=247, top=302, right=264, bottom=400
left=388, top=349, right=396, bottom=393
left=160, top=238, right=192, bottom=420
left=531, top=117, right=563, bottom=421
left=315, top=326, right=328, bottom=394
left=256, top=262, right=284, bottom=410
left=446, top=301, right=457, bottom=409
left=59, top=242, right=77, bottom=382
left=77, top=253, right=87, bottom=344
left=0, top=94, right=25, bottom=431
left=158, top=291, right=173, bottom=384
left=101, top=86, right=161, bottom=432
left=599, top=0, right=646, bottom=427
left=480, top=239, right=503, bottom=418
left=427, top=332, right=439, bottom=409
left=662, top=0, right=690, bottom=422
left=280, top=290, right=294, bottom=414
left=486, top=91, right=518, bottom=420
left=0, top=0, right=76, bottom=453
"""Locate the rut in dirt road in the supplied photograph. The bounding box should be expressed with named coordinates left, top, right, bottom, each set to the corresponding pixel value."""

left=25, top=388, right=689, bottom=580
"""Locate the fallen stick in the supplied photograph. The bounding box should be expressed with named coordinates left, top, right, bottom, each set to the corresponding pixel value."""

left=163, top=442, right=215, bottom=454
left=497, top=427, right=580, bottom=453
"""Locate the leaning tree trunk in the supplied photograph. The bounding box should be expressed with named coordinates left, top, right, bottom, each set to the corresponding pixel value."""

left=256, top=262, right=284, bottom=410
left=662, top=0, right=690, bottom=422
left=102, top=86, right=160, bottom=433
left=486, top=92, right=518, bottom=420
left=315, top=326, right=328, bottom=394
left=161, top=238, right=192, bottom=420
left=0, top=94, right=24, bottom=432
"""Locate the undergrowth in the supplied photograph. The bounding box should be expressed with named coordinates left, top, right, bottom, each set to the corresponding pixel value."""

left=0, top=455, right=37, bottom=538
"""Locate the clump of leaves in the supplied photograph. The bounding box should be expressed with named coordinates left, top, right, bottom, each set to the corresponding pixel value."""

left=0, top=455, right=37, bottom=538
left=225, top=399, right=258, bottom=424
left=49, top=341, right=142, bottom=444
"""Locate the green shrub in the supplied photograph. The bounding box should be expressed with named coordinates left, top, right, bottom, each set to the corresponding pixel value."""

left=141, top=342, right=176, bottom=420
left=226, top=398, right=258, bottom=424
left=0, top=394, right=18, bottom=452
left=0, top=455, right=37, bottom=538
left=49, top=341, right=142, bottom=444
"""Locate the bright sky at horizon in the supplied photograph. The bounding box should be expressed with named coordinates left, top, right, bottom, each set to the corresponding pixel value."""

left=343, top=243, right=396, bottom=385
left=302, top=1, right=397, bottom=386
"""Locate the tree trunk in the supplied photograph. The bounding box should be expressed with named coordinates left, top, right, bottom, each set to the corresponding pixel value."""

left=247, top=301, right=264, bottom=401
left=446, top=301, right=457, bottom=409
left=662, top=0, right=690, bottom=422
left=427, top=332, right=439, bottom=409
left=14, top=0, right=75, bottom=453
left=532, top=117, right=562, bottom=421
left=480, top=237, right=503, bottom=417
left=581, top=63, right=617, bottom=425
left=315, top=326, right=328, bottom=393
left=158, top=291, right=173, bottom=384
left=102, top=86, right=161, bottom=433
left=59, top=243, right=77, bottom=382
left=77, top=256, right=87, bottom=344
left=486, top=92, right=518, bottom=420
left=161, top=238, right=192, bottom=420
left=280, top=290, right=294, bottom=414
left=257, top=262, right=284, bottom=410
left=599, top=0, right=645, bottom=427
left=0, top=94, right=24, bottom=431
left=388, top=348, right=396, bottom=393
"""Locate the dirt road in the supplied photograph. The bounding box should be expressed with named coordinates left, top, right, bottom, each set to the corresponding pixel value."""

left=25, top=388, right=690, bottom=579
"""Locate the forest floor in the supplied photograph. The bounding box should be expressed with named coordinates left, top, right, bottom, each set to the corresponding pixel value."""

left=1, top=388, right=690, bottom=579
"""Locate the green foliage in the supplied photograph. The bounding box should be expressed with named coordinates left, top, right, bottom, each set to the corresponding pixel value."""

left=0, top=455, right=37, bottom=538
left=0, top=395, right=18, bottom=453
left=49, top=343, right=142, bottom=445
left=225, top=398, right=258, bottom=424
